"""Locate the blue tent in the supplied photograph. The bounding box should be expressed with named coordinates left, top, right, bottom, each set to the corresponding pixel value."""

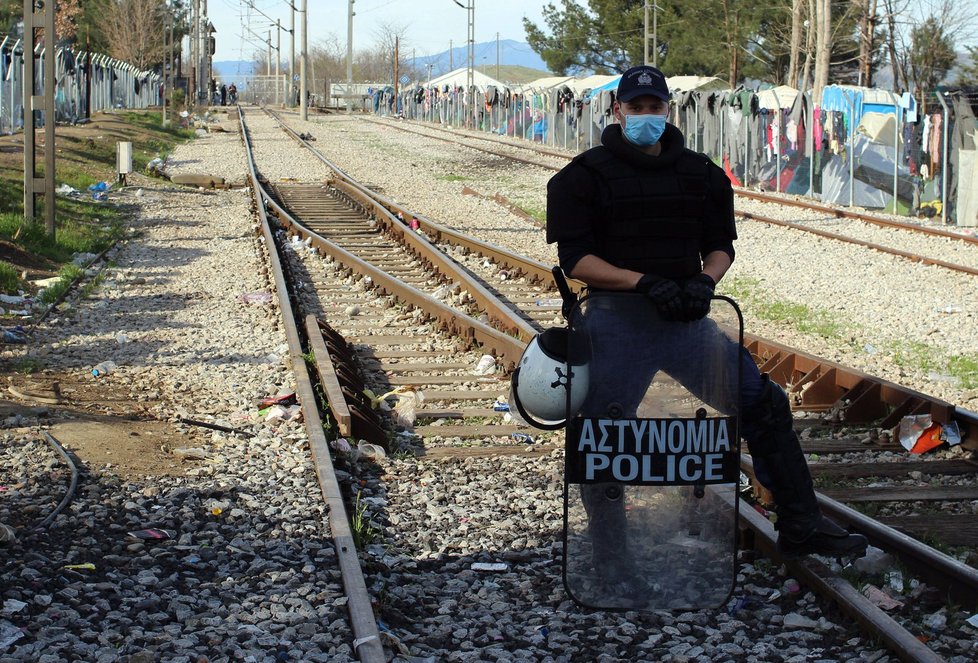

left=584, top=76, right=621, bottom=100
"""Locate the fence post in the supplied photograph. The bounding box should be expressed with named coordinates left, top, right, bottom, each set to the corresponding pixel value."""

left=935, top=92, right=950, bottom=225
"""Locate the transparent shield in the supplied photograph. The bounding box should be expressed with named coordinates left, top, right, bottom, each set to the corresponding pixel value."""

left=563, top=292, right=742, bottom=611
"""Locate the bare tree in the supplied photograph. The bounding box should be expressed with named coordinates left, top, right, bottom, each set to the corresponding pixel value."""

left=100, top=0, right=168, bottom=70
left=885, top=0, right=978, bottom=94
left=813, top=0, right=831, bottom=99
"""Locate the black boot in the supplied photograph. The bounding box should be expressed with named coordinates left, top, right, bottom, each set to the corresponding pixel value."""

left=745, top=378, right=867, bottom=559
left=754, top=445, right=868, bottom=560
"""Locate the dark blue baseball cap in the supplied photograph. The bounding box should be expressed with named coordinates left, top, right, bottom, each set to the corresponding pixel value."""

left=616, top=65, right=670, bottom=103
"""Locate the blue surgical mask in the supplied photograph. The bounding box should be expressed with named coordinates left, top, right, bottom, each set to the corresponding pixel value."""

left=622, top=113, right=667, bottom=146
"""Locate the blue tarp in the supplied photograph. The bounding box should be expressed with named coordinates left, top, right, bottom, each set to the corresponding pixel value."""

left=584, top=76, right=621, bottom=100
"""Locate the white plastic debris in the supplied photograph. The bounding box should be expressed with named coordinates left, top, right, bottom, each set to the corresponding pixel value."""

left=473, top=354, right=496, bottom=376
left=471, top=562, right=509, bottom=572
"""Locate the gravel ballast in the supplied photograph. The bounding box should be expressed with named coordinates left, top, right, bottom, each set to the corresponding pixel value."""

left=2, top=108, right=977, bottom=662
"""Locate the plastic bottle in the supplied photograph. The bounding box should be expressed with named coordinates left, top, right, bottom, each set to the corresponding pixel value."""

left=91, top=360, right=117, bottom=377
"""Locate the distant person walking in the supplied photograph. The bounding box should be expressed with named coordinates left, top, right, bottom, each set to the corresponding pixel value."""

left=220, top=84, right=228, bottom=106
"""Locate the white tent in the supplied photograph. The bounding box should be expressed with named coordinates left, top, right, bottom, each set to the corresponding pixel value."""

left=666, top=75, right=728, bottom=93
left=520, top=75, right=574, bottom=92
left=427, top=67, right=508, bottom=92
left=757, top=85, right=799, bottom=110
left=567, top=74, right=620, bottom=96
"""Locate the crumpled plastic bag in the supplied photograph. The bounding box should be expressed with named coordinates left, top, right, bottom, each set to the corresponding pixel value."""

left=364, top=386, right=425, bottom=428
left=473, top=354, right=496, bottom=376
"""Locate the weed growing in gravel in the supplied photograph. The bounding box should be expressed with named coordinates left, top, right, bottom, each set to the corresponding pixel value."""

left=0, top=261, right=20, bottom=293
left=885, top=340, right=978, bottom=388
left=520, top=204, right=546, bottom=223
left=38, top=263, right=84, bottom=304
left=11, top=358, right=42, bottom=374
left=724, top=276, right=844, bottom=339
left=437, top=174, right=468, bottom=182
left=0, top=214, right=121, bottom=263
left=351, top=491, right=380, bottom=549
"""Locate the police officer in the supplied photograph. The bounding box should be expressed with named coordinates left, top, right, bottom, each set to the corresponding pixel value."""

left=546, top=65, right=868, bottom=563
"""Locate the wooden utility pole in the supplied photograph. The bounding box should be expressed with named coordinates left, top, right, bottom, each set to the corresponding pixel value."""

left=22, top=0, right=56, bottom=236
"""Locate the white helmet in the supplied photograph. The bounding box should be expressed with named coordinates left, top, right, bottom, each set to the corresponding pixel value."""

left=510, top=327, right=589, bottom=430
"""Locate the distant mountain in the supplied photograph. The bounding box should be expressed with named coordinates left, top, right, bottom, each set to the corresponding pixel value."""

left=211, top=40, right=550, bottom=84
left=417, top=40, right=550, bottom=78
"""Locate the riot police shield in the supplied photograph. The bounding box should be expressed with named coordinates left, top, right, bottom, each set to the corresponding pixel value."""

left=563, top=292, right=743, bottom=611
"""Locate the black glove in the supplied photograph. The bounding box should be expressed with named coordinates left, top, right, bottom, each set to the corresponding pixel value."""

left=682, top=273, right=716, bottom=321
left=636, top=273, right=684, bottom=321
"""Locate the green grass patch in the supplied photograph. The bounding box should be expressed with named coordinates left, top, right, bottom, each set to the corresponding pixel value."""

left=520, top=204, right=546, bottom=223
left=885, top=339, right=978, bottom=389
left=0, top=214, right=121, bottom=264
left=10, top=358, right=43, bottom=374
left=0, top=260, right=20, bottom=293
left=947, top=354, right=978, bottom=389
left=436, top=174, right=468, bottom=182
left=723, top=276, right=844, bottom=340
left=38, top=263, right=84, bottom=304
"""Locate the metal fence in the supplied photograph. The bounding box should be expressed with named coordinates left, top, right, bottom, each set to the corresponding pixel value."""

left=0, top=37, right=162, bottom=134
left=381, top=84, right=978, bottom=227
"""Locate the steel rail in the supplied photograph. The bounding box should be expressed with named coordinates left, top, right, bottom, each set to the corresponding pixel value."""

left=736, top=496, right=947, bottom=663
left=256, top=109, right=973, bottom=658
left=740, top=455, right=978, bottom=611
left=736, top=188, right=978, bottom=246
left=264, top=108, right=541, bottom=345
left=738, top=209, right=978, bottom=277
left=237, top=107, right=387, bottom=663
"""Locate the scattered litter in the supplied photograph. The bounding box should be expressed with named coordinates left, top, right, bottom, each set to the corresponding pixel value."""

left=172, top=447, right=213, bottom=461
left=87, top=181, right=109, bottom=193
left=72, top=252, right=98, bottom=267
left=473, top=354, right=496, bottom=376
left=511, top=432, right=533, bottom=444
left=238, top=292, right=274, bottom=305
left=330, top=437, right=353, bottom=453
left=55, top=183, right=81, bottom=197
left=471, top=562, right=508, bottom=572
left=782, top=578, right=801, bottom=594
left=727, top=594, right=754, bottom=614
left=0, top=294, right=26, bottom=305
left=535, top=298, right=562, bottom=307
left=853, top=546, right=893, bottom=573
left=895, top=415, right=961, bottom=453
left=127, top=528, right=173, bottom=541
left=259, top=393, right=297, bottom=408
left=357, top=442, right=387, bottom=461
left=886, top=569, right=904, bottom=593
left=492, top=397, right=510, bottom=412
left=265, top=404, right=302, bottom=424
left=782, top=612, right=818, bottom=629
left=861, top=584, right=904, bottom=611
left=2, top=326, right=27, bottom=344
left=922, top=610, right=947, bottom=632
left=0, top=620, right=24, bottom=648
left=0, top=523, right=15, bottom=544
left=115, top=332, right=129, bottom=344
left=936, top=305, right=961, bottom=314
left=91, top=360, right=117, bottom=377
left=1, top=599, right=26, bottom=614
left=966, top=613, right=978, bottom=629
left=62, top=563, right=96, bottom=571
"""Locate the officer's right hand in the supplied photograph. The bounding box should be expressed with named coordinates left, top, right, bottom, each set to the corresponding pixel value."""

left=635, top=274, right=684, bottom=321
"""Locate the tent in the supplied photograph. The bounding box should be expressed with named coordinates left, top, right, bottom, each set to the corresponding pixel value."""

left=426, top=67, right=508, bottom=92
left=856, top=112, right=901, bottom=147
left=667, top=75, right=728, bottom=93
left=757, top=85, right=798, bottom=110
left=518, top=75, right=574, bottom=93
left=567, top=74, right=620, bottom=96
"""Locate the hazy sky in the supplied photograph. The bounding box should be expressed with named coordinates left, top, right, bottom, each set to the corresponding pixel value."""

left=206, top=0, right=552, bottom=62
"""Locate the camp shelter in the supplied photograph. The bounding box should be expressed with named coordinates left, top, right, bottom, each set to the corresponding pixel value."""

left=666, top=76, right=728, bottom=93
left=856, top=112, right=901, bottom=147
left=518, top=75, right=574, bottom=93
left=757, top=85, right=799, bottom=110
left=567, top=74, right=620, bottom=96
left=426, top=67, right=508, bottom=92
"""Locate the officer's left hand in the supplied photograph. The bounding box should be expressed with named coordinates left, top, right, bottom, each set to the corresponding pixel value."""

left=682, top=274, right=716, bottom=321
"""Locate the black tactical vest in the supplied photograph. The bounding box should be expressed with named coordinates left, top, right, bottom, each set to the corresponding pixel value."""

left=575, top=147, right=711, bottom=278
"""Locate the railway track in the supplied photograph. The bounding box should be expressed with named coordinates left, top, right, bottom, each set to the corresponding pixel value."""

left=243, top=106, right=978, bottom=662
left=358, top=114, right=978, bottom=277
